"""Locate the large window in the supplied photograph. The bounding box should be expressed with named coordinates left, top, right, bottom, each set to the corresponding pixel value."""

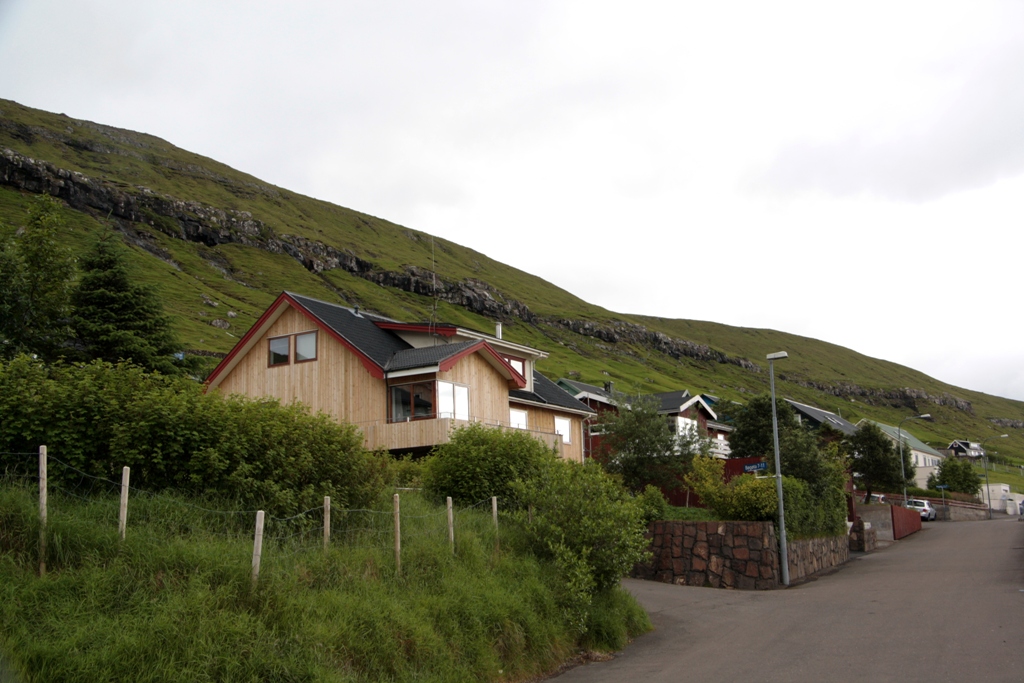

left=390, top=380, right=469, bottom=422
left=510, top=409, right=528, bottom=430
left=391, top=382, right=434, bottom=421
left=554, top=416, right=572, bottom=444
left=437, top=381, right=469, bottom=420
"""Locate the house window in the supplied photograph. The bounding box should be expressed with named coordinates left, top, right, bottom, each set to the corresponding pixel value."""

left=268, top=336, right=290, bottom=366
left=269, top=331, right=318, bottom=366
left=437, top=381, right=470, bottom=421
left=295, top=331, right=317, bottom=362
left=391, top=382, right=435, bottom=421
left=554, top=416, right=572, bottom=444
left=510, top=409, right=528, bottom=430
left=502, top=354, right=526, bottom=378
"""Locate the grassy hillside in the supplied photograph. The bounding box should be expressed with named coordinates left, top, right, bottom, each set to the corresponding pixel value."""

left=2, top=97, right=1022, bottom=467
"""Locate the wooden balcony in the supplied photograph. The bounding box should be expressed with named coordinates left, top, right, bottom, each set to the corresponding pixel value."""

left=358, top=417, right=564, bottom=455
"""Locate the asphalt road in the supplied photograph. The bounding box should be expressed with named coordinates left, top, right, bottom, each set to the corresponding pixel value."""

left=553, top=517, right=1024, bottom=683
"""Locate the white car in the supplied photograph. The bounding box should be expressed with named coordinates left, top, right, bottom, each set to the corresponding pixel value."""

left=906, top=499, right=936, bottom=521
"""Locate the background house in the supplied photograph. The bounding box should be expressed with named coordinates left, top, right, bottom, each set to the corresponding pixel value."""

left=207, top=292, right=595, bottom=461
left=859, top=419, right=945, bottom=489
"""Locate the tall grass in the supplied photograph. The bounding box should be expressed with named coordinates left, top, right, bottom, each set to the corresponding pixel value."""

left=0, top=481, right=650, bottom=682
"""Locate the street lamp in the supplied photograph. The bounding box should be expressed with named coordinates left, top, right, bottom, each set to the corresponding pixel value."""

left=897, top=414, right=930, bottom=506
left=767, top=351, right=789, bottom=586
left=979, top=434, right=1009, bottom=520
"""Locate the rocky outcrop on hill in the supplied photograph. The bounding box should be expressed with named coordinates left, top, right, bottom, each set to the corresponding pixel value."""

left=554, top=318, right=760, bottom=371
left=784, top=378, right=973, bottom=413
left=989, top=418, right=1024, bottom=429
left=0, top=148, right=536, bottom=322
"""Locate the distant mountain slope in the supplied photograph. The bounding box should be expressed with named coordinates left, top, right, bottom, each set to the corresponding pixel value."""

left=2, top=98, right=1021, bottom=462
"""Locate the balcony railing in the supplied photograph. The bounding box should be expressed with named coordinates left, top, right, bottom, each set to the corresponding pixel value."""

left=356, top=415, right=563, bottom=455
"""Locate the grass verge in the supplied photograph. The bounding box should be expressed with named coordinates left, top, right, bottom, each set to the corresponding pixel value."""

left=0, top=484, right=650, bottom=683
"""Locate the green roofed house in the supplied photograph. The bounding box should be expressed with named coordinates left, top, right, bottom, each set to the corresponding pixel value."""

left=857, top=419, right=946, bottom=489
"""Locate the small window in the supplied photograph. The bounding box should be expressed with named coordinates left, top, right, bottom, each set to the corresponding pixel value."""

left=502, top=354, right=526, bottom=377
left=554, top=416, right=572, bottom=444
left=295, top=331, right=317, bottom=362
left=269, top=337, right=290, bottom=366
left=510, top=409, right=528, bottom=430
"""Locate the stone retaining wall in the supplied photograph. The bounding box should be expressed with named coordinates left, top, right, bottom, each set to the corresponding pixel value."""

left=787, top=535, right=849, bottom=581
left=633, top=521, right=781, bottom=589
left=633, top=521, right=850, bottom=590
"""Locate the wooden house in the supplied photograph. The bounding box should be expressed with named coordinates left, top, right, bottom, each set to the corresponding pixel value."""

left=206, top=292, right=595, bottom=461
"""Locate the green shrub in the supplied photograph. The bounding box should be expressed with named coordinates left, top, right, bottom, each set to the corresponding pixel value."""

left=423, top=423, right=556, bottom=506
left=685, top=456, right=846, bottom=538
left=389, top=455, right=430, bottom=488
left=512, top=460, right=650, bottom=596
left=636, top=484, right=671, bottom=524
left=0, top=356, right=389, bottom=516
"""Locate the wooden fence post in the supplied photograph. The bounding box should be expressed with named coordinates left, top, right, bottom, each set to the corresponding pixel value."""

left=492, top=496, right=499, bottom=552
left=252, top=510, right=265, bottom=587
left=118, top=466, right=130, bottom=541
left=394, top=493, right=401, bottom=576
left=323, top=496, right=331, bottom=551
left=38, top=445, right=47, bottom=577
left=446, top=496, right=454, bottom=554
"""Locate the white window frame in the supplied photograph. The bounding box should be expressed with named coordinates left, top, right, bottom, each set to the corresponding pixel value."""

left=554, top=416, right=572, bottom=444
left=509, top=408, right=528, bottom=430
left=437, top=381, right=470, bottom=421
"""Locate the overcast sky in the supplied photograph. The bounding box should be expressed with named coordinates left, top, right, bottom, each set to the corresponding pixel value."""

left=2, top=1, right=1023, bottom=402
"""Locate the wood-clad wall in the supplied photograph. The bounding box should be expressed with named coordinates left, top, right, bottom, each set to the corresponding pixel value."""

left=214, top=306, right=386, bottom=427
left=439, top=353, right=510, bottom=424
left=518, top=405, right=585, bottom=463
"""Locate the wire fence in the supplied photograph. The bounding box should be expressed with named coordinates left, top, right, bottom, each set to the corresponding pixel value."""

left=1, top=447, right=505, bottom=583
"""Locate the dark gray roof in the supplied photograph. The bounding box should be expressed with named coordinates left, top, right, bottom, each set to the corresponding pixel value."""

left=651, top=389, right=692, bottom=413
left=559, top=379, right=614, bottom=400
left=385, top=341, right=480, bottom=372
left=286, top=292, right=410, bottom=368
left=512, top=372, right=597, bottom=415
left=785, top=399, right=858, bottom=436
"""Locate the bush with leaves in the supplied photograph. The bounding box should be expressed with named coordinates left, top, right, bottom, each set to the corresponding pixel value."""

left=596, top=393, right=708, bottom=493
left=511, top=460, right=649, bottom=632
left=685, top=456, right=846, bottom=538
left=927, top=456, right=982, bottom=495
left=636, top=484, right=671, bottom=524
left=0, top=355, right=388, bottom=516
left=422, top=423, right=556, bottom=506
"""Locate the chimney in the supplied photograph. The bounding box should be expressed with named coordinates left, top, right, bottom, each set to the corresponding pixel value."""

left=495, top=322, right=502, bottom=339
left=604, top=381, right=614, bottom=393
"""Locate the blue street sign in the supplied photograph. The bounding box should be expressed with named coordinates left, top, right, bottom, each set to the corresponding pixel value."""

left=743, top=462, right=768, bottom=473
left=935, top=485, right=949, bottom=489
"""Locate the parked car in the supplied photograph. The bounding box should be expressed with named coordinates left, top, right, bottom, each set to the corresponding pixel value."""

left=906, top=499, right=936, bottom=521
left=861, top=493, right=886, bottom=504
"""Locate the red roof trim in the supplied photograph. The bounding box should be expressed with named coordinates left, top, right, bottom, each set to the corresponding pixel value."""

left=205, top=293, right=385, bottom=389
left=374, top=322, right=459, bottom=337
left=438, top=341, right=527, bottom=389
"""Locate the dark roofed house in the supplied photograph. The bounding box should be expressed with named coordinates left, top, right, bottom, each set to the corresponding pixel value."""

left=947, top=440, right=985, bottom=459
left=785, top=399, right=859, bottom=436
left=207, top=292, right=595, bottom=460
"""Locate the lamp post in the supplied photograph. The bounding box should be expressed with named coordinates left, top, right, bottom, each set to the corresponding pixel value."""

left=897, top=414, right=930, bottom=506
left=767, top=351, right=789, bottom=586
left=979, top=434, right=1008, bottom=520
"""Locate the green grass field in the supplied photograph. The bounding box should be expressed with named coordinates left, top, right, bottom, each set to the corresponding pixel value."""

left=0, top=480, right=650, bottom=683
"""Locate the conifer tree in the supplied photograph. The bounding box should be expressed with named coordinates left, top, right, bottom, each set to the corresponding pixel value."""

left=0, top=195, right=76, bottom=360
left=71, top=231, right=181, bottom=374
